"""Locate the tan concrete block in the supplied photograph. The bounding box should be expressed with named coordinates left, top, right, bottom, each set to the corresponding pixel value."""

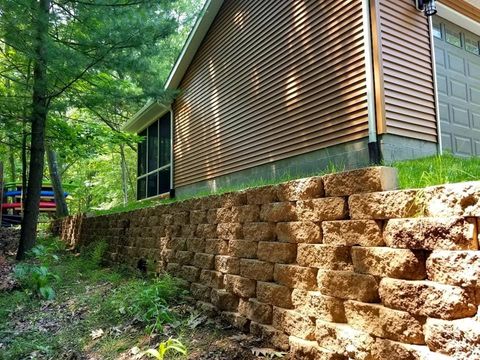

left=215, top=255, right=240, bottom=274
left=352, top=247, right=426, bottom=280
left=317, top=270, right=379, bottom=302
left=424, top=317, right=480, bottom=359
left=256, top=281, right=293, bottom=308
left=239, top=259, right=274, bottom=281
left=274, top=264, right=317, bottom=290
left=277, top=177, right=324, bottom=201
left=322, top=220, right=384, bottom=246
left=196, top=301, right=217, bottom=316
left=289, top=336, right=343, bottom=360
left=238, top=298, right=272, bottom=324
left=216, top=208, right=235, bottom=223
left=231, top=205, right=260, bottom=223
left=424, top=181, right=480, bottom=217
left=204, top=239, right=229, bottom=255
left=199, top=269, right=224, bottom=289
left=166, top=262, right=180, bottom=274
left=276, top=221, right=321, bottom=243
left=180, top=224, right=196, bottom=238
left=297, top=244, right=352, bottom=270
left=257, top=242, right=296, bottom=263
left=349, top=189, right=422, bottom=220
left=165, top=237, right=186, bottom=250
left=228, top=239, right=258, bottom=258
left=379, top=278, right=477, bottom=320
left=272, top=307, right=315, bottom=340
left=344, top=300, right=425, bottom=344
left=224, top=274, right=256, bottom=298
left=426, top=250, right=480, bottom=287
left=243, top=222, right=276, bottom=241
left=260, top=202, right=297, bottom=222
left=250, top=322, right=290, bottom=352
left=217, top=223, right=243, bottom=240
left=178, top=265, right=199, bottom=282
left=173, top=211, right=189, bottom=225
left=315, top=320, right=375, bottom=359
left=206, top=209, right=219, bottom=224
left=246, top=185, right=279, bottom=205
left=296, top=197, right=347, bottom=222
left=176, top=250, right=194, bottom=265
left=373, top=338, right=450, bottom=360
left=210, top=288, right=239, bottom=311
left=218, top=192, right=247, bottom=207
left=193, top=253, right=215, bottom=269
left=195, top=223, right=217, bottom=238
left=190, top=282, right=211, bottom=302
left=291, top=289, right=345, bottom=322
left=323, top=166, right=398, bottom=197
left=186, top=237, right=206, bottom=253
left=220, top=311, right=250, bottom=332
left=385, top=217, right=477, bottom=250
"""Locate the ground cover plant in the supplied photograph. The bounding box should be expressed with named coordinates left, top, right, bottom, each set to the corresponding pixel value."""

left=0, top=237, right=272, bottom=359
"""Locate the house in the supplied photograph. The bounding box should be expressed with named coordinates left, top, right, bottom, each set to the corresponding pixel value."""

left=123, top=0, right=480, bottom=200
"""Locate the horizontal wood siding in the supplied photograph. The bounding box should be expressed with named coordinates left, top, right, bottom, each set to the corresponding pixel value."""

left=172, top=0, right=369, bottom=187
left=377, top=0, right=438, bottom=142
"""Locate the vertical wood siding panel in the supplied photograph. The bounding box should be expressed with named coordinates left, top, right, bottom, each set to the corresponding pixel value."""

left=173, top=0, right=369, bottom=187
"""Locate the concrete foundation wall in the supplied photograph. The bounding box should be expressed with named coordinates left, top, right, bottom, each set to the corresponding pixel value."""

left=56, top=167, right=480, bottom=359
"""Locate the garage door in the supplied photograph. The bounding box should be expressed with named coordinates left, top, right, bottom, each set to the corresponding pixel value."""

left=433, top=17, right=480, bottom=156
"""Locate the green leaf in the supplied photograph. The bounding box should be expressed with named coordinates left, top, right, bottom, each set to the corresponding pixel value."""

left=39, top=286, right=56, bottom=300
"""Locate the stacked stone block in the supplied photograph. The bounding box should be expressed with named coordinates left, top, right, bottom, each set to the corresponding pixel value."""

left=56, top=167, right=480, bottom=359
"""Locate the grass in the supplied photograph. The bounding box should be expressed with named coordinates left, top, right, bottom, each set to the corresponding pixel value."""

left=393, top=153, right=480, bottom=189
left=0, top=237, right=188, bottom=360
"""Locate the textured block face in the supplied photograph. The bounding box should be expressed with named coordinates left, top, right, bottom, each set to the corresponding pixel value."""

left=322, top=167, right=398, bottom=197
left=372, top=338, right=443, bottom=360
left=276, top=222, right=321, bottom=244
left=246, top=185, right=279, bottom=205
left=351, top=247, right=426, bottom=280
left=256, top=282, right=293, bottom=309
left=348, top=190, right=421, bottom=220
left=215, top=255, right=240, bottom=274
left=210, top=289, right=239, bottom=311
left=291, top=289, right=345, bottom=322
left=220, top=311, right=250, bottom=332
left=384, top=217, right=478, bottom=250
left=228, top=239, right=258, bottom=259
left=296, top=244, right=352, bottom=270
left=243, top=222, right=276, bottom=241
left=296, top=198, right=347, bottom=222
left=288, top=336, right=341, bottom=360
left=193, top=253, right=215, bottom=269
left=260, top=202, right=297, bottom=222
left=272, top=307, right=316, bottom=340
left=317, top=270, right=379, bottom=302
left=195, top=224, right=217, bottom=239
left=231, top=205, right=260, bottom=223
left=186, top=237, right=206, bottom=253
left=322, top=220, right=384, bottom=246
left=199, top=270, right=224, bottom=289
left=426, top=251, right=480, bottom=287
left=424, top=181, right=480, bottom=217
left=250, top=322, right=290, bottom=352
left=344, top=300, right=425, bottom=344
left=379, top=278, right=477, bottom=320
left=277, top=177, right=324, bottom=201
left=190, top=283, right=211, bottom=302
left=274, top=264, right=318, bottom=290
left=190, top=210, right=207, bottom=225
left=239, top=259, right=274, bottom=281
left=204, top=239, right=229, bottom=255
left=224, top=274, right=256, bottom=298
left=424, top=317, right=480, bottom=359
left=238, top=298, right=272, bottom=324
left=178, top=265, right=200, bottom=282
left=217, top=223, right=243, bottom=240
left=257, top=242, right=296, bottom=263
left=176, top=250, right=194, bottom=265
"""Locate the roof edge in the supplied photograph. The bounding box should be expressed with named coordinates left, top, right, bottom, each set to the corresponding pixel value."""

left=122, top=100, right=170, bottom=133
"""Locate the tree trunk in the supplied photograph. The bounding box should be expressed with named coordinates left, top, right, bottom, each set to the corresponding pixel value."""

left=47, top=147, right=68, bottom=218
left=9, top=147, right=16, bottom=184
left=17, top=0, right=50, bottom=260
left=120, top=144, right=128, bottom=205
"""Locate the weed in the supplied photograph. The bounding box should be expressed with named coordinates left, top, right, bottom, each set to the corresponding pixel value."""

left=142, top=338, right=187, bottom=360
left=13, top=264, right=60, bottom=299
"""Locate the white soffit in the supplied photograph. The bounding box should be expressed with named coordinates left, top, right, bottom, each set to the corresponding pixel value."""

left=123, top=101, right=170, bottom=133
left=437, top=3, right=480, bottom=36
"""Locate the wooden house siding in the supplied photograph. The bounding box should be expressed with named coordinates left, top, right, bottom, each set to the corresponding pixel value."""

left=172, top=0, right=369, bottom=187
left=374, top=0, right=438, bottom=142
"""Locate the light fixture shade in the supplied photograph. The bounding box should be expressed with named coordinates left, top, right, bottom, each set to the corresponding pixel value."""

left=424, top=0, right=437, bottom=16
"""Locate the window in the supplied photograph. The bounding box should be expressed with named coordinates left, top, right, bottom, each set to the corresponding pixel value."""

left=446, top=27, right=462, bottom=48
left=136, top=112, right=172, bottom=200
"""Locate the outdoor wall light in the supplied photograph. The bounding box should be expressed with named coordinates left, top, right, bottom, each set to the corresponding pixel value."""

left=414, top=0, right=437, bottom=17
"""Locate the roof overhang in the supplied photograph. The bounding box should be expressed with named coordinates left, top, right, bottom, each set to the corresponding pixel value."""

left=122, top=0, right=224, bottom=133
left=438, top=1, right=480, bottom=36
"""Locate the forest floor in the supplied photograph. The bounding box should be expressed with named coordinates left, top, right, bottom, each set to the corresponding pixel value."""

left=0, top=237, right=282, bottom=360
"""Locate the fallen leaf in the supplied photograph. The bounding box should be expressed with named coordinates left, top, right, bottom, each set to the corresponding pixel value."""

left=251, top=347, right=286, bottom=358
left=90, top=328, right=104, bottom=340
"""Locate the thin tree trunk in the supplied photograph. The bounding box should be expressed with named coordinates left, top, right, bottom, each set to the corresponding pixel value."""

left=9, top=147, right=16, bottom=184
left=17, top=0, right=50, bottom=260
left=120, top=144, right=128, bottom=205
left=47, top=147, right=68, bottom=217
left=21, top=121, right=27, bottom=205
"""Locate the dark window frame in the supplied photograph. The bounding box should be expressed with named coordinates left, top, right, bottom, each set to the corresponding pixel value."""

left=136, top=112, right=172, bottom=200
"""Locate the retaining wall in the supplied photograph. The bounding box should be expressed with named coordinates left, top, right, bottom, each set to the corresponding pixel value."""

left=55, top=167, right=480, bottom=359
